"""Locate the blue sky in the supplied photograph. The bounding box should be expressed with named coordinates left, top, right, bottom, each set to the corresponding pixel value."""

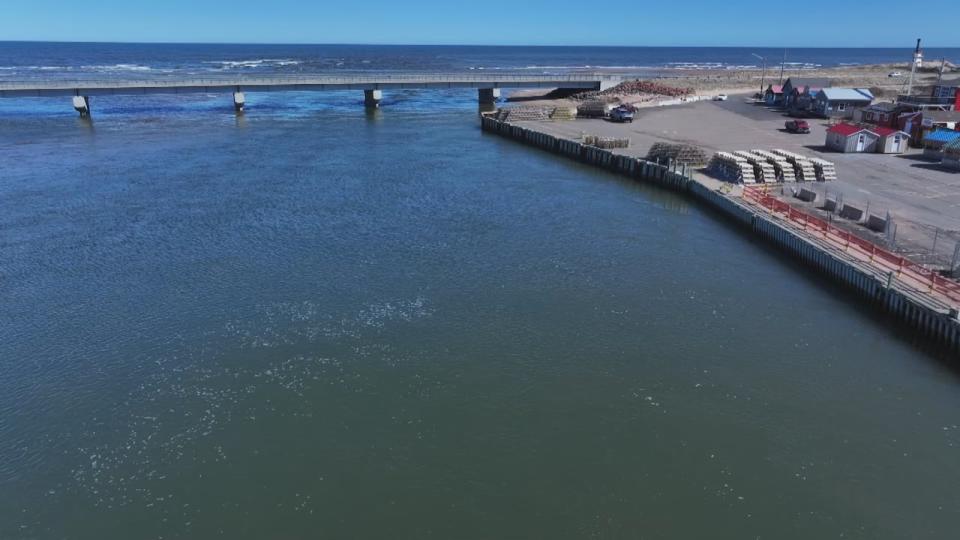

left=2, top=0, right=957, bottom=47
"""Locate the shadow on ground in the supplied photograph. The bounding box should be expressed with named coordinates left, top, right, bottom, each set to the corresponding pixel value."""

left=896, top=153, right=937, bottom=162
left=910, top=162, right=960, bottom=173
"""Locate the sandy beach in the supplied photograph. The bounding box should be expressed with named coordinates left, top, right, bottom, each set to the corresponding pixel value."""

left=507, top=61, right=958, bottom=108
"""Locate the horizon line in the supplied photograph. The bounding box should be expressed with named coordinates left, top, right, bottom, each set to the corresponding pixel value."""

left=2, top=40, right=959, bottom=49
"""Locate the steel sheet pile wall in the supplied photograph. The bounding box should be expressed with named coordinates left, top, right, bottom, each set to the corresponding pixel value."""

left=480, top=115, right=960, bottom=355
left=482, top=116, right=689, bottom=191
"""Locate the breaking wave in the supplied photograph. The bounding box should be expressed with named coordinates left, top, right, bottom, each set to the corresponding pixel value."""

left=202, top=59, right=302, bottom=70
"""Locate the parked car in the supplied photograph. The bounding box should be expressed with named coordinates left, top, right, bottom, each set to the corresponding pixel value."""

left=785, top=120, right=810, bottom=134
left=609, top=106, right=634, bottom=123
left=713, top=94, right=728, bottom=101
left=888, top=71, right=903, bottom=77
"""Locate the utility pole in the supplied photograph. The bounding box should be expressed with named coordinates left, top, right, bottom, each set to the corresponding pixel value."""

left=952, top=243, right=960, bottom=278
left=779, top=49, right=787, bottom=84
left=752, top=53, right=767, bottom=96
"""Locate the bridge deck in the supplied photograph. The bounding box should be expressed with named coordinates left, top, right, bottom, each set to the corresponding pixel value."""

left=0, top=73, right=612, bottom=98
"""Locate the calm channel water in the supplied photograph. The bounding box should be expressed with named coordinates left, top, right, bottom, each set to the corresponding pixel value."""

left=1, top=96, right=959, bottom=539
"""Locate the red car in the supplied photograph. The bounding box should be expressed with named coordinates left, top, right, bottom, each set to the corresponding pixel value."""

left=785, top=120, right=810, bottom=134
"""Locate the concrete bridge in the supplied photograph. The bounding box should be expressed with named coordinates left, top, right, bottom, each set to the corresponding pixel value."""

left=0, top=73, right=620, bottom=116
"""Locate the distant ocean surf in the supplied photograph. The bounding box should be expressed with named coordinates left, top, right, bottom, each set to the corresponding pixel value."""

left=1, top=42, right=957, bottom=82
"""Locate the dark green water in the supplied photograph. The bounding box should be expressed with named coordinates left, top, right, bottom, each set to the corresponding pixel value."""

left=1, top=109, right=958, bottom=539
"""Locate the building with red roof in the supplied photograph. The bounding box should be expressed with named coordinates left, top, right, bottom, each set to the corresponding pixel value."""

left=764, top=84, right=785, bottom=106
left=827, top=123, right=870, bottom=136
left=825, top=123, right=909, bottom=153
left=782, top=77, right=831, bottom=110
left=825, top=123, right=880, bottom=152
left=872, top=126, right=911, bottom=153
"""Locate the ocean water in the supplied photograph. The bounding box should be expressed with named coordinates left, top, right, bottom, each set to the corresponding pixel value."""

left=1, top=45, right=960, bottom=540
left=2, top=42, right=959, bottom=82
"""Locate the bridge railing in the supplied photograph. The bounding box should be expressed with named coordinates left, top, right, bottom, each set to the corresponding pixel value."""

left=0, top=72, right=615, bottom=90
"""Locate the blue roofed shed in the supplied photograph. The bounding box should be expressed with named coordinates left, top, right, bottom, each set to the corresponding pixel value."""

left=812, top=88, right=874, bottom=118
left=922, top=129, right=960, bottom=158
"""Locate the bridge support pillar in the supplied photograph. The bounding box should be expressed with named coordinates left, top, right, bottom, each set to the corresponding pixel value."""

left=72, top=95, right=91, bottom=118
left=364, top=89, right=382, bottom=109
left=233, top=91, right=246, bottom=113
left=479, top=88, right=501, bottom=105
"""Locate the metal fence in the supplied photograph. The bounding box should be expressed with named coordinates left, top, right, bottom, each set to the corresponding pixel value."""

left=953, top=243, right=960, bottom=278
left=743, top=186, right=960, bottom=307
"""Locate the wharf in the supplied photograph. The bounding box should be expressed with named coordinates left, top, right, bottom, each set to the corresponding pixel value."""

left=481, top=114, right=960, bottom=355
left=513, top=99, right=960, bottom=269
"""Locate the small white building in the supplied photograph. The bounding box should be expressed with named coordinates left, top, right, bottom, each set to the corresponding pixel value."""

left=873, top=127, right=911, bottom=154
left=825, top=123, right=909, bottom=154
left=825, top=123, right=879, bottom=153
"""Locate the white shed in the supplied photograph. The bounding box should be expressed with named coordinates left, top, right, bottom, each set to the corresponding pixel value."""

left=874, top=127, right=910, bottom=154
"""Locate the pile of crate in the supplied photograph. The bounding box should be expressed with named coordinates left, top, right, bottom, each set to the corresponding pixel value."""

left=646, top=142, right=709, bottom=167
left=809, top=157, right=838, bottom=182
left=771, top=149, right=817, bottom=182
left=751, top=150, right=796, bottom=182
left=583, top=135, right=630, bottom=149
left=501, top=107, right=553, bottom=121
left=493, top=107, right=576, bottom=122
left=733, top=151, right=777, bottom=183
left=577, top=100, right=612, bottom=118
left=712, top=149, right=837, bottom=184
left=709, top=152, right=756, bottom=184
left=548, top=107, right=577, bottom=121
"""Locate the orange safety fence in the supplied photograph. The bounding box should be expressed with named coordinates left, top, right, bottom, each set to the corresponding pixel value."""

left=742, top=186, right=960, bottom=305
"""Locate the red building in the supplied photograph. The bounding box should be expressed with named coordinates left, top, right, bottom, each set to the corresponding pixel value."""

left=897, top=110, right=960, bottom=146
left=859, top=102, right=905, bottom=128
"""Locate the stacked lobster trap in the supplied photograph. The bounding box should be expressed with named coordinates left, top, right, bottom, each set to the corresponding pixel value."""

left=709, top=148, right=837, bottom=184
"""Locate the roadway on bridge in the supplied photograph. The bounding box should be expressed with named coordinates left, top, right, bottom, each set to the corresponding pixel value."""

left=0, top=73, right=615, bottom=97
